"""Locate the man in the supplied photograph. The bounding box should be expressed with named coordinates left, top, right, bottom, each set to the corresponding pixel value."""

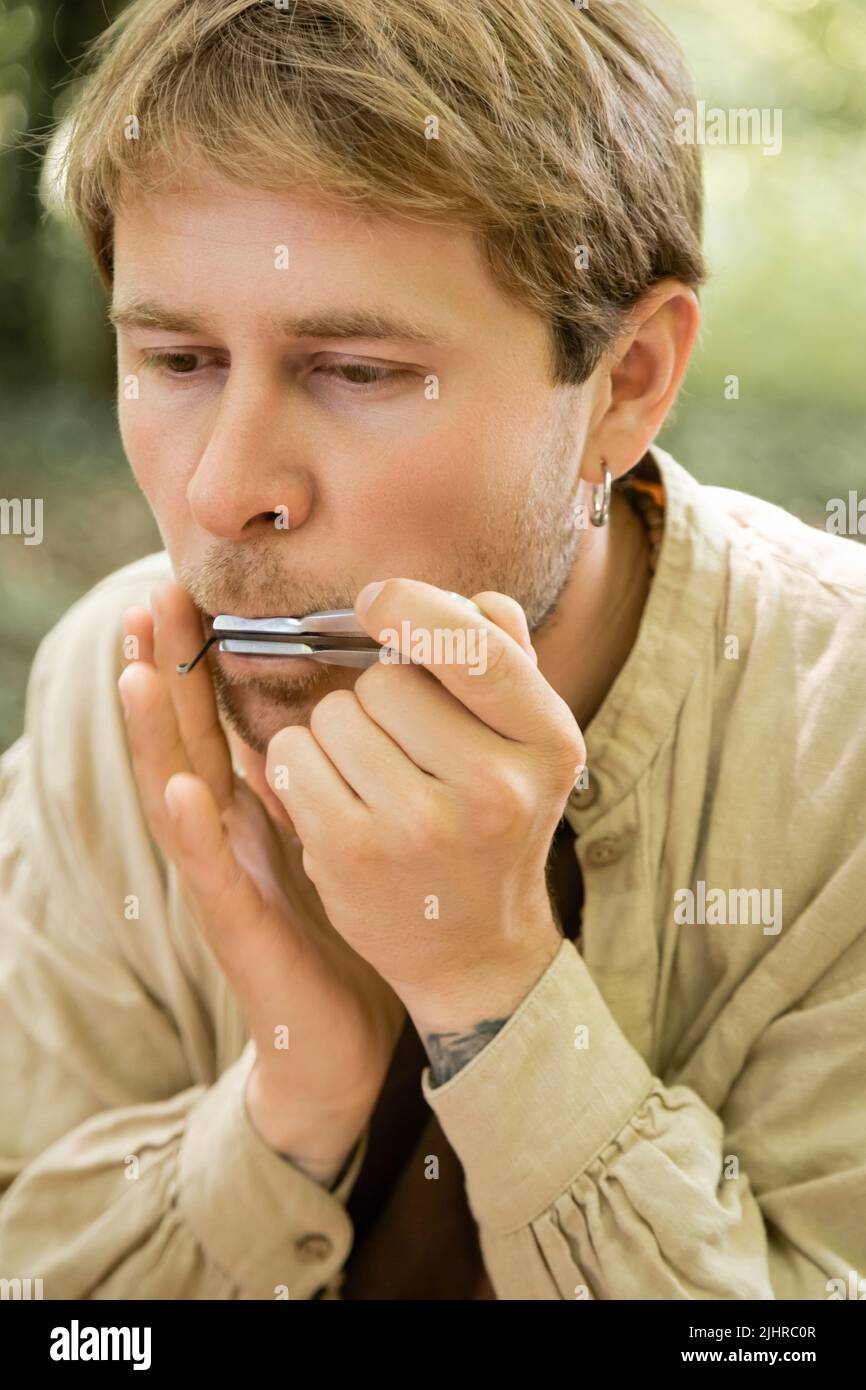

left=1, top=0, right=864, bottom=1301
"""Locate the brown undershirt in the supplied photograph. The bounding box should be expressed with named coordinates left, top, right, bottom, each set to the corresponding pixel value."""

left=547, top=815, right=585, bottom=946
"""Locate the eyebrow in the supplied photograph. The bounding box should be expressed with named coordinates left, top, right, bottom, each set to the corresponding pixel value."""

left=107, top=296, right=453, bottom=347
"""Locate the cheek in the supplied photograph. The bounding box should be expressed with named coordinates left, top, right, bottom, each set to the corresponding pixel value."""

left=118, top=398, right=161, bottom=499
left=115, top=376, right=209, bottom=566
left=352, top=413, right=498, bottom=538
left=117, top=392, right=199, bottom=536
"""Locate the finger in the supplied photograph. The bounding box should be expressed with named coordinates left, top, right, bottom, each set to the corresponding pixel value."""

left=266, top=724, right=366, bottom=845
left=470, top=591, right=538, bottom=666
left=118, top=659, right=192, bottom=857
left=353, top=659, right=502, bottom=786
left=354, top=578, right=566, bottom=748
left=122, top=606, right=154, bottom=665
left=162, top=771, right=298, bottom=1001
left=150, top=582, right=234, bottom=811
left=305, top=687, right=432, bottom=809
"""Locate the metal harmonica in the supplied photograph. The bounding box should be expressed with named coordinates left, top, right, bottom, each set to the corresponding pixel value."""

left=177, top=610, right=384, bottom=675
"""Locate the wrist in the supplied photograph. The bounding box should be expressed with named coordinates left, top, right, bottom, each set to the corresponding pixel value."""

left=401, top=929, right=562, bottom=1034
left=244, top=1065, right=366, bottom=1181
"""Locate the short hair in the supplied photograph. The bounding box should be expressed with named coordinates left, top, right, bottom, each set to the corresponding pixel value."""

left=55, top=0, right=708, bottom=385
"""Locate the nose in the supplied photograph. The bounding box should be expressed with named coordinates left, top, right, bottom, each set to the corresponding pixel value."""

left=187, top=373, right=314, bottom=540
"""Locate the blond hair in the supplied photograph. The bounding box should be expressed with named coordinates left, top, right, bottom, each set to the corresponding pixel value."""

left=55, top=0, right=707, bottom=385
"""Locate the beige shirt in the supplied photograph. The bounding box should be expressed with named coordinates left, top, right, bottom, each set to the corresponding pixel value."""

left=1, top=443, right=865, bottom=1300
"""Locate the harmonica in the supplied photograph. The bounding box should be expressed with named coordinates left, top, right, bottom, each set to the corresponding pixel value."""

left=177, top=610, right=384, bottom=674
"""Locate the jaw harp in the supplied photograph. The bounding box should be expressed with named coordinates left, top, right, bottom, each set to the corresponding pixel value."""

left=177, top=610, right=384, bottom=675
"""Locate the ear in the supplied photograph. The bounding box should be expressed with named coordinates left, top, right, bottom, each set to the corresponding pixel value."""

left=582, top=281, right=701, bottom=484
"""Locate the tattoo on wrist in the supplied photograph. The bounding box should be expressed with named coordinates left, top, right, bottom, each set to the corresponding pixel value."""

left=423, top=1017, right=510, bottom=1087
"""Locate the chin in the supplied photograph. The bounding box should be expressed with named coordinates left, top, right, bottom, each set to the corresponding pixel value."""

left=210, top=660, right=354, bottom=755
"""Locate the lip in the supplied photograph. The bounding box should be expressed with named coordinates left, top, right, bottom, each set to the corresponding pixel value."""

left=215, top=648, right=321, bottom=673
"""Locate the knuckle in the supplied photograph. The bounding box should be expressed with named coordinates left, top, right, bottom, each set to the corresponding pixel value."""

left=475, top=591, right=524, bottom=627
left=550, top=721, right=586, bottom=772
left=354, top=656, right=392, bottom=699
left=401, top=807, right=446, bottom=855
left=267, top=722, right=309, bottom=758
left=366, top=578, right=407, bottom=640
left=468, top=765, right=532, bottom=835
left=309, top=688, right=356, bottom=738
left=380, top=577, right=406, bottom=603
left=265, top=724, right=309, bottom=781
left=475, top=630, right=509, bottom=682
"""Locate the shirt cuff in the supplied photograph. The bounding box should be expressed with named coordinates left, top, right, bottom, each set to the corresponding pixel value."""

left=179, top=1040, right=368, bottom=1298
left=420, top=938, right=654, bottom=1232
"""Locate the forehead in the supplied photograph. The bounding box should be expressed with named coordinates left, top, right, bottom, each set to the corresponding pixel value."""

left=110, top=165, right=548, bottom=356
left=113, top=168, right=484, bottom=326
left=115, top=166, right=411, bottom=255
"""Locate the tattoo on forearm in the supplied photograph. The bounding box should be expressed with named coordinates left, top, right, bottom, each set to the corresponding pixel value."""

left=423, top=1017, right=510, bottom=1087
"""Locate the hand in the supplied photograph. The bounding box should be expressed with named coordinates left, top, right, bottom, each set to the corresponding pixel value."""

left=264, top=579, right=586, bottom=1030
left=118, top=583, right=405, bottom=1178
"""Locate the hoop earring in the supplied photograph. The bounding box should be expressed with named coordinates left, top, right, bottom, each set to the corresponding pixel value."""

left=590, top=463, right=612, bottom=528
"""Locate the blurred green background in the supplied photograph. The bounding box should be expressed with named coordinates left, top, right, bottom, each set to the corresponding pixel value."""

left=0, top=0, right=864, bottom=749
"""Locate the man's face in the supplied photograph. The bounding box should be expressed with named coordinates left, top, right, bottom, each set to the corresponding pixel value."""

left=112, top=166, right=595, bottom=753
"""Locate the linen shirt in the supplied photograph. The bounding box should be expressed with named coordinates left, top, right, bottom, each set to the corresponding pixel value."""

left=1, top=443, right=864, bottom=1300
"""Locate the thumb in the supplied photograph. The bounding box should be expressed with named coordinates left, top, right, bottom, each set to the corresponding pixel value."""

left=467, top=590, right=538, bottom=665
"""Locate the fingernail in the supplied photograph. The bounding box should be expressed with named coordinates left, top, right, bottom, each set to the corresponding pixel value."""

left=118, top=681, right=130, bottom=719
left=355, top=580, right=385, bottom=615
left=445, top=591, right=484, bottom=617
left=164, top=783, right=181, bottom=821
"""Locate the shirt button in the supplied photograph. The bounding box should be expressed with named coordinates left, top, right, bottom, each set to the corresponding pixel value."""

left=569, top=777, right=599, bottom=810
left=295, top=1234, right=333, bottom=1262
left=584, top=835, right=624, bottom=867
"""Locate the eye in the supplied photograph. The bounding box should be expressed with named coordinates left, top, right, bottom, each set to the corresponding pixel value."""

left=137, top=352, right=408, bottom=390
left=139, top=351, right=214, bottom=376
left=315, top=362, right=405, bottom=389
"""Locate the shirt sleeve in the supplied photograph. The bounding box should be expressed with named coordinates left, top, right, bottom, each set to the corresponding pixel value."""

left=420, top=936, right=866, bottom=1300
left=0, top=723, right=369, bottom=1302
